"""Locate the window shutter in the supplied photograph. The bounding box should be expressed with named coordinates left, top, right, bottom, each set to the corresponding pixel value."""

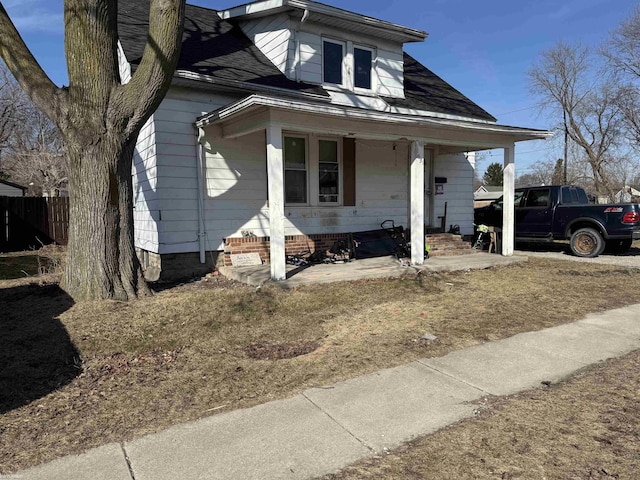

left=343, top=138, right=356, bottom=206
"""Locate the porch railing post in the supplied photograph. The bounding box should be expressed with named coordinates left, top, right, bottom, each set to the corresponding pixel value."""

left=502, top=144, right=515, bottom=256
left=410, top=140, right=425, bottom=264
left=266, top=124, right=286, bottom=280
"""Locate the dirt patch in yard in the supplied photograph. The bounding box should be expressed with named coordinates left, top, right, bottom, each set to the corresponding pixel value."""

left=322, top=350, right=640, bottom=480
left=1, top=256, right=640, bottom=473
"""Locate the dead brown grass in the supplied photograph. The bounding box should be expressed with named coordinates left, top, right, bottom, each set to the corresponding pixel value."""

left=322, top=350, right=640, bottom=480
left=1, top=257, right=640, bottom=473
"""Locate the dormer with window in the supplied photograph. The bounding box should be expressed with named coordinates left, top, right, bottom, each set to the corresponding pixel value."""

left=219, top=0, right=427, bottom=100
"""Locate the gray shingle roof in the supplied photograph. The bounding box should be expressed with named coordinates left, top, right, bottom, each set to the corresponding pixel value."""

left=117, top=1, right=328, bottom=96
left=117, top=1, right=494, bottom=122
left=384, top=53, right=496, bottom=122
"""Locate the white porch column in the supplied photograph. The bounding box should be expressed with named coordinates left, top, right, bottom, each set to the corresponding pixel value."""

left=502, top=144, right=515, bottom=256
left=266, top=125, right=286, bottom=280
left=410, top=140, right=425, bottom=264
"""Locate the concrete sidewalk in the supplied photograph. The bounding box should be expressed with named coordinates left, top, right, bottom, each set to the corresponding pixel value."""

left=16, top=305, right=640, bottom=480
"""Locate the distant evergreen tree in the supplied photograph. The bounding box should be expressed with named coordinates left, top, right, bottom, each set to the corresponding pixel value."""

left=483, top=162, right=504, bottom=186
left=552, top=159, right=564, bottom=184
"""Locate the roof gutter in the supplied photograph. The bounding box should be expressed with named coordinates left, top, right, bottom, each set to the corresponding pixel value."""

left=196, top=94, right=553, bottom=141
left=219, top=0, right=427, bottom=42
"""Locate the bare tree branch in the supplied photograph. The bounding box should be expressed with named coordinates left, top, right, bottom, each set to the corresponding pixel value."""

left=117, top=0, right=185, bottom=138
left=0, top=2, right=66, bottom=124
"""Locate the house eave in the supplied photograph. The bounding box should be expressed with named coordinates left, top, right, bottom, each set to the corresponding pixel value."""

left=171, top=70, right=330, bottom=102
left=218, top=0, right=428, bottom=43
left=196, top=94, right=553, bottom=144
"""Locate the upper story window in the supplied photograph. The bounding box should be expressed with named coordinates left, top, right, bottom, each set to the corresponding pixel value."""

left=323, top=39, right=375, bottom=92
left=323, top=40, right=344, bottom=86
left=354, top=46, right=373, bottom=90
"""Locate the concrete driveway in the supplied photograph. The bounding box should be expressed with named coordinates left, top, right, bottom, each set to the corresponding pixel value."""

left=515, top=242, right=640, bottom=268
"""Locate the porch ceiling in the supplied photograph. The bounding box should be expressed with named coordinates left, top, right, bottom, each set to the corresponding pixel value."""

left=196, top=94, right=552, bottom=150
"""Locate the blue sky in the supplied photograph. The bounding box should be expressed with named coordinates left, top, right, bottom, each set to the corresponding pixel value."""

left=3, top=0, right=639, bottom=175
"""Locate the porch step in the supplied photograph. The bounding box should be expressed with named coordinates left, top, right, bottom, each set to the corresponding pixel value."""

left=425, top=233, right=477, bottom=257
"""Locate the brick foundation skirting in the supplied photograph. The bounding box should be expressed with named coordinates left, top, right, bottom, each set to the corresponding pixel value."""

left=223, top=234, right=350, bottom=266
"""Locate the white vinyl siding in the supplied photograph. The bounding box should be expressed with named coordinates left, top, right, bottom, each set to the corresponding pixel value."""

left=376, top=48, right=405, bottom=98
left=297, top=31, right=323, bottom=84
left=133, top=88, right=243, bottom=255
left=433, top=153, right=475, bottom=235
left=239, top=14, right=292, bottom=73
left=132, top=115, right=159, bottom=252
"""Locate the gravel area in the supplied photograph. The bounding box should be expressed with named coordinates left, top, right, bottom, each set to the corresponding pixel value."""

left=514, top=242, right=640, bottom=268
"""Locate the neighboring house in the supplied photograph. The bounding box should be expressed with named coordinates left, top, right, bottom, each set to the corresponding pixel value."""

left=614, top=185, right=640, bottom=204
left=117, top=0, right=551, bottom=281
left=0, top=179, right=27, bottom=197
left=473, top=185, right=503, bottom=208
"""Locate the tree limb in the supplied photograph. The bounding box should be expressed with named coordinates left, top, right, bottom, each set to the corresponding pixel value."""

left=0, top=2, right=65, bottom=124
left=117, top=0, right=185, bottom=138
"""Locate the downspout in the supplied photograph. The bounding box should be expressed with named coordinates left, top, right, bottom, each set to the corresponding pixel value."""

left=195, top=126, right=207, bottom=264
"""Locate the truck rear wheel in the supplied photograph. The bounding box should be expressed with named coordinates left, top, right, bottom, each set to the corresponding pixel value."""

left=570, top=228, right=604, bottom=258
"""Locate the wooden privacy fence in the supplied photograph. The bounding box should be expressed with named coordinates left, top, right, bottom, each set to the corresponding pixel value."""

left=0, top=197, right=69, bottom=252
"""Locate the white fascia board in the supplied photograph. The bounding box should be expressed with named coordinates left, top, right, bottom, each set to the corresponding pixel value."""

left=219, top=0, right=287, bottom=19
left=219, top=0, right=427, bottom=43
left=196, top=94, right=553, bottom=142
left=387, top=105, right=497, bottom=125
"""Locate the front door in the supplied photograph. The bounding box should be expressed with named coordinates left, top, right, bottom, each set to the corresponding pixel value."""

left=424, top=149, right=434, bottom=227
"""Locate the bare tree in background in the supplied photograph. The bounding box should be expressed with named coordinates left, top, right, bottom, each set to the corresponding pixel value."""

left=1, top=61, right=67, bottom=195
left=529, top=42, right=626, bottom=201
left=2, top=103, right=68, bottom=196
left=0, top=62, right=28, bottom=162
left=0, top=1, right=186, bottom=301
left=603, top=7, right=640, bottom=154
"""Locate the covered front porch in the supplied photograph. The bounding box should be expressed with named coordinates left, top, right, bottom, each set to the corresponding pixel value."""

left=220, top=253, right=528, bottom=287
left=197, top=94, right=551, bottom=281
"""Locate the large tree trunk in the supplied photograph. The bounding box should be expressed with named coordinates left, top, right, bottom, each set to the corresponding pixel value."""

left=61, top=131, right=150, bottom=301
left=1, top=0, right=186, bottom=301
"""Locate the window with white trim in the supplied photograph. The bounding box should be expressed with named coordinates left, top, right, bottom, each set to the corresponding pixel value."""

left=323, top=40, right=344, bottom=86
left=354, top=46, right=373, bottom=90
left=319, top=139, right=340, bottom=203
left=284, top=136, right=307, bottom=204
left=322, top=39, right=375, bottom=92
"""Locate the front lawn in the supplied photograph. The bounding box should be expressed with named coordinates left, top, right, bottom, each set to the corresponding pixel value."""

left=1, top=257, right=639, bottom=473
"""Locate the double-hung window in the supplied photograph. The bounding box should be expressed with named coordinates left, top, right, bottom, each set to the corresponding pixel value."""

left=319, top=139, right=339, bottom=203
left=323, top=39, right=374, bottom=91
left=323, top=40, right=344, bottom=86
left=283, top=136, right=341, bottom=206
left=354, top=46, right=373, bottom=90
left=284, top=136, right=307, bottom=204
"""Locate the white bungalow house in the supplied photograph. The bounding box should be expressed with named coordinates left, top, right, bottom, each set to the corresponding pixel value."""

left=118, top=0, right=551, bottom=281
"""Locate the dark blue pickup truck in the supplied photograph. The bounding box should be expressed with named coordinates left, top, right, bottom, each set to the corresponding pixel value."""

left=474, top=185, right=640, bottom=257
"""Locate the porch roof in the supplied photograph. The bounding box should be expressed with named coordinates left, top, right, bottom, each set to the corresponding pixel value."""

left=196, top=94, right=552, bottom=151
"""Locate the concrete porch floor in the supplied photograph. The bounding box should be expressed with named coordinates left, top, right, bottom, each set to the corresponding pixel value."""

left=219, top=253, right=528, bottom=287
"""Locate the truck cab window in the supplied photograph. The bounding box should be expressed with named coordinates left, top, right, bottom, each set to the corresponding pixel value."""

left=524, top=188, right=550, bottom=207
